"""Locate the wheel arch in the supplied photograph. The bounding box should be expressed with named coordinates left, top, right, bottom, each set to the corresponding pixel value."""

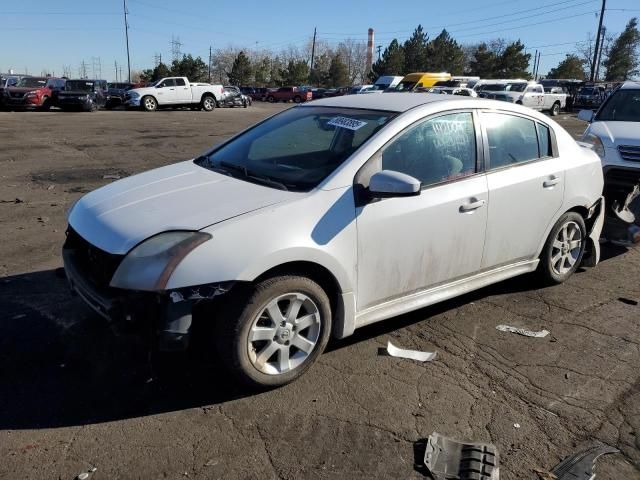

left=200, top=92, right=217, bottom=106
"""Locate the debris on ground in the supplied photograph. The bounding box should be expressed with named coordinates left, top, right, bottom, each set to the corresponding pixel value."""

left=513, top=423, right=521, bottom=429
left=386, top=341, right=436, bottom=362
left=102, top=174, right=121, bottom=180
left=533, top=467, right=557, bottom=480
left=0, top=198, right=24, bottom=204
left=75, top=467, right=97, bottom=480
left=37, top=216, right=50, bottom=224
left=618, top=297, right=638, bottom=306
left=424, top=432, right=499, bottom=479
left=551, top=445, right=619, bottom=479
left=496, top=324, right=550, bottom=338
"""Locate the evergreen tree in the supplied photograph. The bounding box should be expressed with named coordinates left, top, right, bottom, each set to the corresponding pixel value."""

left=604, top=17, right=640, bottom=81
left=309, top=52, right=332, bottom=86
left=496, top=41, right=531, bottom=78
left=547, top=54, right=586, bottom=79
left=283, top=60, right=309, bottom=85
left=403, top=25, right=429, bottom=72
left=467, top=43, right=497, bottom=77
left=426, top=29, right=465, bottom=74
left=170, top=54, right=208, bottom=82
left=253, top=57, right=271, bottom=86
left=141, top=62, right=171, bottom=82
left=370, top=39, right=405, bottom=80
left=327, top=54, right=349, bottom=87
left=228, top=51, right=253, bottom=86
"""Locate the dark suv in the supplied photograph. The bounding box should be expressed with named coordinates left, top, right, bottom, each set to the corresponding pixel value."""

left=106, top=82, right=134, bottom=109
left=57, top=79, right=108, bottom=111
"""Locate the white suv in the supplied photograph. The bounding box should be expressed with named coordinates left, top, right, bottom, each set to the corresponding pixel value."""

left=64, top=94, right=604, bottom=387
left=578, top=81, right=640, bottom=223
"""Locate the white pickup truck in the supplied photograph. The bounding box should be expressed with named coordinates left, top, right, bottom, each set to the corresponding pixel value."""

left=125, top=77, right=224, bottom=112
left=485, top=81, right=567, bottom=116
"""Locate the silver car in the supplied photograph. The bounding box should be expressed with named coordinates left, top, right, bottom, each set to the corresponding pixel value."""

left=63, top=93, right=605, bottom=388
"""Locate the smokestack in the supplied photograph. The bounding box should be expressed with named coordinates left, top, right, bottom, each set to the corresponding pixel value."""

left=366, top=28, right=374, bottom=73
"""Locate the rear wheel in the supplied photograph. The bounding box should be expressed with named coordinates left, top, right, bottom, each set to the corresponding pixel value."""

left=539, top=212, right=586, bottom=284
left=293, top=95, right=302, bottom=103
left=201, top=95, right=216, bottom=112
left=267, top=96, right=275, bottom=103
left=550, top=102, right=561, bottom=116
left=214, top=276, right=332, bottom=389
left=142, top=96, right=157, bottom=112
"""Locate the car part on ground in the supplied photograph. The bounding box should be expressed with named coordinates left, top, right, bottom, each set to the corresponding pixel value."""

left=551, top=444, right=619, bottom=480
left=423, top=432, right=499, bottom=480
left=385, top=341, right=436, bottom=362
left=495, top=324, right=550, bottom=338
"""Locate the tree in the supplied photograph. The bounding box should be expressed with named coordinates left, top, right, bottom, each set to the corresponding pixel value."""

left=170, top=54, right=208, bottom=82
left=228, top=51, right=253, bottom=86
left=253, top=57, right=271, bottom=86
left=309, top=52, right=332, bottom=86
left=403, top=25, right=429, bottom=72
left=283, top=59, right=309, bottom=85
left=140, top=62, right=170, bottom=82
left=426, top=29, right=465, bottom=74
left=467, top=43, right=498, bottom=77
left=327, top=54, right=349, bottom=87
left=336, top=39, right=368, bottom=84
left=370, top=39, right=405, bottom=80
left=604, top=17, right=640, bottom=81
left=547, top=54, right=586, bottom=79
left=496, top=40, right=531, bottom=78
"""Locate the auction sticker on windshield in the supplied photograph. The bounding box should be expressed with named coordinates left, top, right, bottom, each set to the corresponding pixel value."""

left=327, top=117, right=368, bottom=131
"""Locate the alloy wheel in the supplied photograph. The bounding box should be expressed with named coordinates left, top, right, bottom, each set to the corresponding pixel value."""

left=247, top=292, right=321, bottom=375
left=550, top=220, right=583, bottom=275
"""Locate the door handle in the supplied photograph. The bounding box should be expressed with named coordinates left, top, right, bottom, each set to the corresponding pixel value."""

left=543, top=176, right=560, bottom=188
left=459, top=199, right=486, bottom=213
left=169, top=88, right=175, bottom=90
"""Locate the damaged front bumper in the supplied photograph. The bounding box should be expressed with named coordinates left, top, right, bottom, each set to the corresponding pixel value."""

left=62, top=248, right=233, bottom=351
left=601, top=167, right=640, bottom=245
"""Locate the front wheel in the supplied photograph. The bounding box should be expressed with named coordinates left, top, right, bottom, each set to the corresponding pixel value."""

left=201, top=95, right=216, bottom=111
left=267, top=96, right=275, bottom=103
left=214, top=276, right=332, bottom=389
left=539, top=212, right=586, bottom=284
left=142, top=96, right=157, bottom=112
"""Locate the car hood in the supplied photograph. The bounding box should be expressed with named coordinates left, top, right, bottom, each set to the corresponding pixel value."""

left=68, top=160, right=299, bottom=254
left=588, top=121, right=640, bottom=148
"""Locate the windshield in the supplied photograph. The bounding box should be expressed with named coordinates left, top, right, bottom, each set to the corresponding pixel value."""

left=394, top=81, right=417, bottom=91
left=196, top=106, right=397, bottom=191
left=478, top=84, right=505, bottom=91
left=15, top=78, right=47, bottom=88
left=504, top=83, right=527, bottom=92
left=65, top=80, right=95, bottom=92
left=580, top=87, right=597, bottom=95
left=596, top=90, right=640, bottom=122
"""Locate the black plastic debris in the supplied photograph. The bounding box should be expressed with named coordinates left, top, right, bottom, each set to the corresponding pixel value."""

left=424, top=432, right=499, bottom=479
left=551, top=445, right=619, bottom=479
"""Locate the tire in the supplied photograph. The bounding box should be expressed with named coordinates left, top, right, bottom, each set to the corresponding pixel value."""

left=539, top=212, right=586, bottom=284
left=550, top=102, right=561, bottom=116
left=267, top=96, right=275, bottom=103
left=142, top=96, right=157, bottom=112
left=39, top=97, right=51, bottom=111
left=293, top=95, right=302, bottom=103
left=515, top=100, right=523, bottom=105
left=214, top=275, right=332, bottom=389
left=201, top=95, right=216, bottom=112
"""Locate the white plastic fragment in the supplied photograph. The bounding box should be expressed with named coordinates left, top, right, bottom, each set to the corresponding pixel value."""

left=386, top=341, right=436, bottom=362
left=75, top=467, right=97, bottom=480
left=496, top=324, right=549, bottom=338
left=513, top=423, right=521, bottom=429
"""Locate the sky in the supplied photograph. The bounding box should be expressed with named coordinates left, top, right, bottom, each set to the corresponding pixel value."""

left=1, top=0, right=639, bottom=81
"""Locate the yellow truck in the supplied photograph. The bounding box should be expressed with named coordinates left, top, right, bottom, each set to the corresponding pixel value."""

left=394, top=72, right=452, bottom=91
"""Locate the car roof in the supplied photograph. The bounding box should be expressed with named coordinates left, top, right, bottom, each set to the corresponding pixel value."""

left=304, top=92, right=469, bottom=112
left=620, top=81, right=640, bottom=89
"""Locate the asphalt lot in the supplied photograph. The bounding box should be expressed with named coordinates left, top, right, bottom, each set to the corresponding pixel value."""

left=1, top=103, right=639, bottom=480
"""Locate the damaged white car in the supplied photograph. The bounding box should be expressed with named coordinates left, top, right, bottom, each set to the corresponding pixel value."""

left=63, top=93, right=604, bottom=388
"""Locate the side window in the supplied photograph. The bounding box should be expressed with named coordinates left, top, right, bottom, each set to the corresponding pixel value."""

left=381, top=112, right=477, bottom=187
left=159, top=79, right=175, bottom=88
left=483, top=113, right=539, bottom=168
left=175, top=78, right=185, bottom=86
left=537, top=123, right=552, bottom=158
left=535, top=86, right=543, bottom=93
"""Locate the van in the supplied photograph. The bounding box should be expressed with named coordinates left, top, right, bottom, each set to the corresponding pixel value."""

left=394, top=72, right=451, bottom=91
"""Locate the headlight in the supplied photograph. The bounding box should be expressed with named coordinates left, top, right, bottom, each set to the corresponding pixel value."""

left=110, top=231, right=211, bottom=291
left=25, top=91, right=38, bottom=97
left=582, top=133, right=605, bottom=158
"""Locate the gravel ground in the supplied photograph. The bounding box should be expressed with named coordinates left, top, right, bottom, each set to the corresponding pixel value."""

left=1, top=103, right=639, bottom=480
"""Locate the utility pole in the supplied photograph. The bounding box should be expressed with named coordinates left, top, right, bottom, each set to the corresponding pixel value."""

left=590, top=0, right=606, bottom=81
left=208, top=45, right=212, bottom=83
left=532, top=50, right=538, bottom=78
left=376, top=45, right=382, bottom=61
left=595, top=26, right=606, bottom=81
left=115, top=60, right=118, bottom=82
left=310, top=27, right=317, bottom=71
left=123, top=0, right=131, bottom=83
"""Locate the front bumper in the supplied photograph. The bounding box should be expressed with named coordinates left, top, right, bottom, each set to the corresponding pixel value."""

left=58, top=97, right=90, bottom=107
left=3, top=96, right=41, bottom=108
left=124, top=97, right=141, bottom=107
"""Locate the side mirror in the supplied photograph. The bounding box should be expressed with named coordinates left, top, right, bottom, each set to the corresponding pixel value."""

left=577, top=109, right=594, bottom=122
left=369, top=170, right=421, bottom=198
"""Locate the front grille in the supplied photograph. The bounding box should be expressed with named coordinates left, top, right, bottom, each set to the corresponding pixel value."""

left=10, top=92, right=24, bottom=98
left=618, top=145, right=640, bottom=162
left=64, top=227, right=124, bottom=289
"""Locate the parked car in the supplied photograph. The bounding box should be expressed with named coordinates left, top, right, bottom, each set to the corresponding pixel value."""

left=323, top=87, right=349, bottom=97
left=57, top=79, right=108, bottom=112
left=366, top=75, right=403, bottom=93
left=0, top=74, right=27, bottom=109
left=3, top=76, right=65, bottom=110
left=125, top=77, right=224, bottom=112
left=393, top=72, right=452, bottom=91
left=578, top=81, right=640, bottom=229
left=348, top=85, right=374, bottom=94
left=240, top=87, right=268, bottom=101
left=219, top=86, right=251, bottom=108
left=105, top=82, right=134, bottom=109
left=63, top=93, right=604, bottom=388
left=311, top=88, right=328, bottom=99
left=576, top=85, right=606, bottom=109
left=424, top=86, right=478, bottom=97
left=483, top=81, right=567, bottom=116
left=265, top=86, right=312, bottom=103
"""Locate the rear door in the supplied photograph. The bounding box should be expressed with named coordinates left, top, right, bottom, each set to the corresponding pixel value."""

left=479, top=111, right=564, bottom=269
left=174, top=78, right=192, bottom=103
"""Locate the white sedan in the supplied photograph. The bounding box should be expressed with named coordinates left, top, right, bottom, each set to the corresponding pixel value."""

left=63, top=93, right=605, bottom=388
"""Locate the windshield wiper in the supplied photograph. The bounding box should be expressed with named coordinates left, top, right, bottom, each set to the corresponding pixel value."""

left=219, top=161, right=289, bottom=191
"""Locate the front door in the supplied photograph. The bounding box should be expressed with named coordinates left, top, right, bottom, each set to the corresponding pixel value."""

left=355, top=111, right=488, bottom=310
left=155, top=78, right=177, bottom=104
left=479, top=111, right=564, bottom=268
